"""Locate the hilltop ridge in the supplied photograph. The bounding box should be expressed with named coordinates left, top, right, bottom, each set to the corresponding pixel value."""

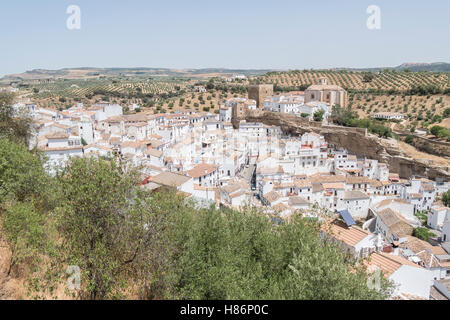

left=2, top=62, right=449, bottom=83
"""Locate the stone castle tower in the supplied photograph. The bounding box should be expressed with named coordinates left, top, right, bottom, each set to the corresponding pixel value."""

left=248, top=84, right=274, bottom=108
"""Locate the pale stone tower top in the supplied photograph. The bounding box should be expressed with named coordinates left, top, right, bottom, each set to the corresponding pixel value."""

left=317, top=77, right=328, bottom=85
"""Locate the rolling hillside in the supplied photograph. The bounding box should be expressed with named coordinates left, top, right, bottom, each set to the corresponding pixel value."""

left=252, top=70, right=449, bottom=92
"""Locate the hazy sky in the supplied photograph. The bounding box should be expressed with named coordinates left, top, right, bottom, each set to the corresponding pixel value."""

left=0, top=0, right=449, bottom=77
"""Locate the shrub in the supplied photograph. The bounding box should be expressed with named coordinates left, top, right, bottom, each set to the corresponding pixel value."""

left=413, top=227, right=434, bottom=241
left=405, top=135, right=414, bottom=145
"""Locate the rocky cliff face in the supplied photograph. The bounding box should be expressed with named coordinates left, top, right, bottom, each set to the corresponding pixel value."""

left=238, top=111, right=450, bottom=180
left=397, top=133, right=450, bottom=158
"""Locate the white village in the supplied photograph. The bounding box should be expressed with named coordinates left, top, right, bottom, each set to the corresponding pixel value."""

left=14, top=79, right=450, bottom=300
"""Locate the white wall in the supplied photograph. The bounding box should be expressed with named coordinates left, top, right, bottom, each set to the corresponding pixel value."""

left=390, top=265, right=434, bottom=299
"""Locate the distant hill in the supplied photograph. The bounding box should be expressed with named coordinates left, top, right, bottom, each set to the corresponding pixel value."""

left=0, top=67, right=274, bottom=83
left=255, top=68, right=449, bottom=92
left=394, top=62, right=450, bottom=72
left=334, top=62, right=450, bottom=73
left=2, top=63, right=448, bottom=84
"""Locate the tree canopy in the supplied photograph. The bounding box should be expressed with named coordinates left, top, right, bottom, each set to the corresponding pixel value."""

left=0, top=92, right=32, bottom=145
left=0, top=136, right=392, bottom=300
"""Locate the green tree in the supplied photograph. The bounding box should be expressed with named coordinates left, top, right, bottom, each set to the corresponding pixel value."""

left=313, top=109, right=325, bottom=122
left=443, top=108, right=450, bottom=118
left=0, top=92, right=32, bottom=145
left=331, top=104, right=357, bottom=126
left=405, top=135, right=414, bottom=145
left=3, top=202, right=46, bottom=276
left=413, top=227, right=434, bottom=241
left=362, top=73, right=375, bottom=83
left=0, top=139, right=47, bottom=203
left=55, top=157, right=155, bottom=300
left=160, top=205, right=391, bottom=300
left=442, top=190, right=450, bottom=207
left=0, top=139, right=57, bottom=295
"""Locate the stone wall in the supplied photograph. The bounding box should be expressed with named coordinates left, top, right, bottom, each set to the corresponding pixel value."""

left=248, top=84, right=273, bottom=108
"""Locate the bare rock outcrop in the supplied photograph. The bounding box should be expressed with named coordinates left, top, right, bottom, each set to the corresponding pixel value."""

left=238, top=111, right=450, bottom=180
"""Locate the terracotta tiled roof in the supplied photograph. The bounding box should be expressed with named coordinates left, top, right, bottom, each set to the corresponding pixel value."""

left=343, top=190, right=369, bottom=200
left=145, top=149, right=163, bottom=158
left=312, top=184, right=324, bottom=193
left=45, top=132, right=69, bottom=139
left=294, top=179, right=312, bottom=189
left=288, top=196, right=310, bottom=206
left=378, top=208, right=413, bottom=238
left=264, top=191, right=282, bottom=204
left=377, top=198, right=410, bottom=209
left=272, top=202, right=291, bottom=213
left=321, top=219, right=370, bottom=247
left=345, top=176, right=371, bottom=184
left=150, top=172, right=191, bottom=187
left=187, top=163, right=218, bottom=178
left=309, top=174, right=345, bottom=184
left=121, top=141, right=142, bottom=149
left=322, top=182, right=345, bottom=190
left=366, top=252, right=423, bottom=278
left=39, top=146, right=83, bottom=152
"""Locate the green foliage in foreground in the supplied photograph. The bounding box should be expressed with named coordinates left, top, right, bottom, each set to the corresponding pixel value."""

left=0, top=92, right=32, bottom=145
left=0, top=137, right=392, bottom=300
left=3, top=202, right=45, bottom=277
left=162, top=205, right=390, bottom=300
left=0, top=139, right=47, bottom=202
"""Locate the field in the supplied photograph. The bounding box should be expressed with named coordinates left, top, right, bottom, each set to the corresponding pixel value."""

left=14, top=77, right=248, bottom=114
left=7, top=70, right=450, bottom=131
left=17, top=78, right=192, bottom=110
left=350, top=94, right=450, bottom=130
left=253, top=70, right=449, bottom=92
left=250, top=70, right=450, bottom=131
left=32, top=79, right=189, bottom=98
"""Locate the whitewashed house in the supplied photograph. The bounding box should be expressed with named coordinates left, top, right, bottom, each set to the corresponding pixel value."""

left=428, top=206, right=449, bottom=231
left=376, top=199, right=417, bottom=225
left=375, top=208, right=414, bottom=243
left=39, top=132, right=83, bottom=172
left=186, top=163, right=219, bottom=188
left=366, top=252, right=434, bottom=300
left=337, top=191, right=370, bottom=220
